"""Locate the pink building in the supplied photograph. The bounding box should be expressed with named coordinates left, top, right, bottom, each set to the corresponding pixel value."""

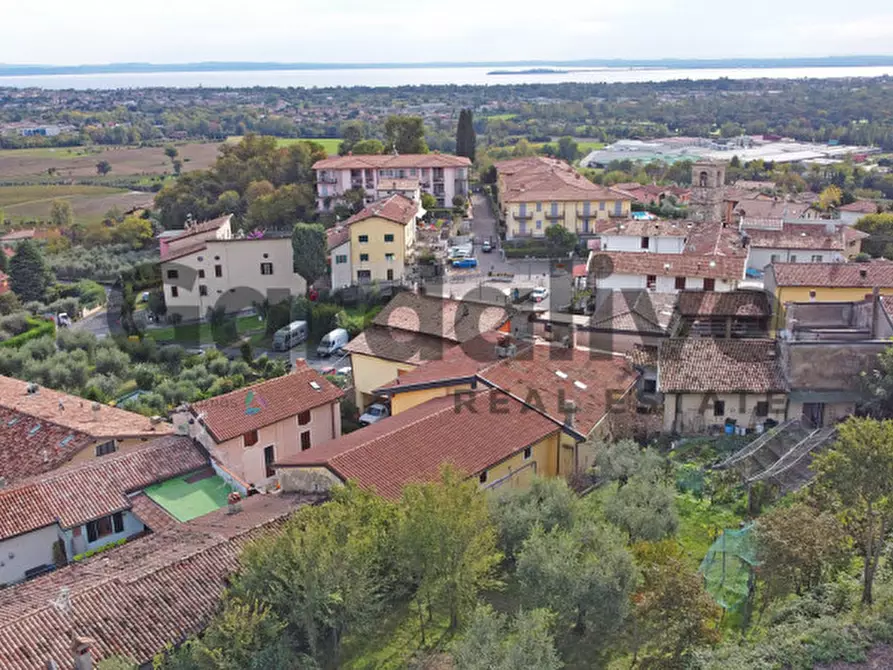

left=313, top=153, right=471, bottom=210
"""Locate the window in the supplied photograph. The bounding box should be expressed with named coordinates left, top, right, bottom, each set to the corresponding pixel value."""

left=166, top=269, right=179, bottom=279
left=335, top=254, right=348, bottom=264
left=360, top=253, right=369, bottom=262
left=643, top=378, right=657, bottom=394
left=199, top=284, right=208, bottom=296
left=384, top=233, right=395, bottom=243
left=641, top=236, right=650, bottom=249
left=214, top=265, right=223, bottom=278
left=646, top=275, right=657, bottom=290
left=713, top=400, right=726, bottom=417
left=479, top=471, right=488, bottom=484
left=244, top=430, right=258, bottom=447
left=387, top=269, right=394, bottom=281
left=357, top=270, right=372, bottom=281
left=790, top=255, right=798, bottom=263
left=536, top=202, right=542, bottom=212
left=770, top=254, right=780, bottom=263
left=523, top=446, right=532, bottom=460
left=95, top=441, right=116, bottom=457
left=358, top=234, right=369, bottom=243
left=86, top=512, right=124, bottom=543
left=300, top=431, right=311, bottom=451
left=811, top=255, right=823, bottom=262
left=264, top=445, right=275, bottom=478
left=298, top=410, right=311, bottom=426
left=536, top=220, right=542, bottom=230
left=756, top=401, right=769, bottom=417
left=197, top=256, right=204, bottom=262
left=809, top=290, right=817, bottom=300
left=385, top=253, right=395, bottom=262
left=170, top=286, right=179, bottom=298
left=260, top=262, right=274, bottom=275
left=599, top=201, right=606, bottom=211
left=703, top=278, right=715, bottom=292
left=198, top=268, right=205, bottom=279
left=675, top=277, right=686, bottom=290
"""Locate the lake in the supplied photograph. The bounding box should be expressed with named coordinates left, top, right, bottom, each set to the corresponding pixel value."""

left=1, top=65, right=893, bottom=90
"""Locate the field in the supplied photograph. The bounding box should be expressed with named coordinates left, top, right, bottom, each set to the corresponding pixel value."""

left=0, top=142, right=221, bottom=181
left=226, top=136, right=340, bottom=154
left=0, top=185, right=154, bottom=225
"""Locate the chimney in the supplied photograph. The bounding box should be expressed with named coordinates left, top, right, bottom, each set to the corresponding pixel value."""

left=871, top=286, right=881, bottom=339
left=71, top=636, right=96, bottom=670
left=58, top=399, right=64, bottom=412
left=227, top=491, right=243, bottom=515
left=563, top=400, right=577, bottom=429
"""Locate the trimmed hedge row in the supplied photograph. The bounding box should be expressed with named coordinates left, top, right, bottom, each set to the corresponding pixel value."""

left=0, top=318, right=55, bottom=348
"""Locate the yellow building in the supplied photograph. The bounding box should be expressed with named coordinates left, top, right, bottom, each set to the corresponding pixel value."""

left=494, top=157, right=633, bottom=240
left=343, top=292, right=511, bottom=409
left=340, top=193, right=421, bottom=284
left=764, top=261, right=893, bottom=332
left=0, top=375, right=175, bottom=484
left=275, top=388, right=564, bottom=499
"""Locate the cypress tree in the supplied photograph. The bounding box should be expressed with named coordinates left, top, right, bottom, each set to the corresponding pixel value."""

left=9, top=239, right=51, bottom=303
left=456, top=109, right=476, bottom=162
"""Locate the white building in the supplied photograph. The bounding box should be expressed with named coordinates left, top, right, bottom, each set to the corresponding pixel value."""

left=160, top=216, right=306, bottom=320
left=591, top=219, right=689, bottom=254
left=837, top=200, right=879, bottom=226
left=741, top=220, right=868, bottom=274
left=313, top=153, right=471, bottom=210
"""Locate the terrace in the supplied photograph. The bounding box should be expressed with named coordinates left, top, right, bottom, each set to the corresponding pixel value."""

left=143, top=467, right=233, bottom=522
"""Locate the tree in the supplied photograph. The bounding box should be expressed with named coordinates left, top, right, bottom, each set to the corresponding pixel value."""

left=855, top=212, right=893, bottom=258
left=49, top=199, right=74, bottom=228
left=0, top=248, right=7, bottom=274
left=0, top=292, right=21, bottom=316
left=164, top=145, right=179, bottom=161
left=399, top=467, right=502, bottom=631
left=96, top=159, right=112, bottom=175
left=291, top=223, right=327, bottom=293
left=544, top=224, right=577, bottom=258
left=755, top=502, right=847, bottom=606
left=818, top=184, right=843, bottom=211
left=452, top=605, right=562, bottom=670
left=173, top=159, right=183, bottom=176
left=9, top=239, right=52, bottom=303
left=351, top=139, right=384, bottom=155
left=517, top=518, right=636, bottom=636
left=592, top=439, right=665, bottom=486
left=630, top=541, right=722, bottom=668
left=861, top=342, right=893, bottom=417
left=557, top=136, right=580, bottom=162
left=385, top=115, right=428, bottom=154
left=338, top=120, right=367, bottom=155
left=421, top=192, right=437, bottom=211
left=113, top=216, right=153, bottom=248
left=812, top=417, right=893, bottom=605
left=604, top=476, right=679, bottom=543
left=456, top=109, right=477, bottom=162
left=96, top=657, right=138, bottom=670
left=489, top=475, right=578, bottom=561
left=512, top=139, right=537, bottom=158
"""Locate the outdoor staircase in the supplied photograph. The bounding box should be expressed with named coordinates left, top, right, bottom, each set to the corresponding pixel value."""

left=714, top=419, right=836, bottom=492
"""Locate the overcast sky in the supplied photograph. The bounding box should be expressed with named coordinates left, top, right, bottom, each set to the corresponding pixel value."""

left=6, top=0, right=893, bottom=65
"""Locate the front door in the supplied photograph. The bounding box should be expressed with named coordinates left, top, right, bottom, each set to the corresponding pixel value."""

left=802, top=402, right=825, bottom=428
left=357, top=270, right=372, bottom=284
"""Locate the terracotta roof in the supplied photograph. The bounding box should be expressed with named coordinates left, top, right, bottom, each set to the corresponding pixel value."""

left=839, top=200, right=878, bottom=214
left=658, top=339, right=787, bottom=393
left=588, top=290, right=677, bottom=334
left=0, top=377, right=174, bottom=483
left=0, top=436, right=206, bottom=541
left=594, top=218, right=689, bottom=237
left=128, top=492, right=179, bottom=533
left=734, top=180, right=777, bottom=191
left=676, top=290, right=772, bottom=318
left=743, top=223, right=848, bottom=251
left=377, top=332, right=510, bottom=391
left=479, top=345, right=637, bottom=436
left=327, top=225, right=350, bottom=251
left=372, top=292, right=510, bottom=344
left=685, top=223, right=749, bottom=257
left=344, top=193, right=419, bottom=227
left=277, top=389, right=558, bottom=499
left=497, top=156, right=633, bottom=204
left=628, top=344, right=658, bottom=368
left=190, top=361, right=343, bottom=443
left=165, top=215, right=232, bottom=242
left=0, top=229, right=35, bottom=242
left=0, top=493, right=315, bottom=670
left=589, top=251, right=746, bottom=280
left=343, top=326, right=450, bottom=365
left=734, top=199, right=810, bottom=220
left=769, top=261, right=893, bottom=288
left=159, top=240, right=208, bottom=263
left=314, top=153, right=471, bottom=170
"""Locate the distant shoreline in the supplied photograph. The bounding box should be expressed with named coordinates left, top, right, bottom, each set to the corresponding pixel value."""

left=2, top=56, right=893, bottom=77
left=488, top=67, right=664, bottom=75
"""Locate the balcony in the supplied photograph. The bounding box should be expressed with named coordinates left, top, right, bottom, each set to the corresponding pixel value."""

left=350, top=180, right=364, bottom=189
left=545, top=211, right=565, bottom=221
left=514, top=211, right=534, bottom=220
left=318, top=173, right=338, bottom=184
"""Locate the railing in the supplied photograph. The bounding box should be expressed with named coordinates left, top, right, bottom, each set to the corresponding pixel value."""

left=514, top=211, right=534, bottom=220
left=746, top=427, right=837, bottom=485
left=714, top=418, right=799, bottom=469
left=318, top=174, right=338, bottom=184
left=545, top=211, right=565, bottom=220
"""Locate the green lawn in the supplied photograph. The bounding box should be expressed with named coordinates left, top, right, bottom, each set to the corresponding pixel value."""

left=0, top=146, right=100, bottom=160
left=226, top=136, right=340, bottom=155
left=0, top=184, right=124, bottom=207
left=144, top=472, right=232, bottom=522
left=147, top=314, right=264, bottom=344
left=486, top=113, right=518, bottom=121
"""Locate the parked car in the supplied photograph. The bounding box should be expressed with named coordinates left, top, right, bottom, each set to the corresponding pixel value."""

left=272, top=320, right=308, bottom=351
left=481, top=239, right=492, bottom=253
left=359, top=403, right=390, bottom=426
left=452, top=257, right=478, bottom=269
left=531, top=287, right=549, bottom=303
left=56, top=313, right=72, bottom=328
left=317, top=328, right=349, bottom=357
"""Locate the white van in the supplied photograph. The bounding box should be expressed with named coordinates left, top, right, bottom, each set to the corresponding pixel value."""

left=272, top=320, right=308, bottom=351
left=317, top=328, right=349, bottom=357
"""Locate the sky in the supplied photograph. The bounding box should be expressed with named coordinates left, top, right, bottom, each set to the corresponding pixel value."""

left=6, top=0, right=893, bottom=65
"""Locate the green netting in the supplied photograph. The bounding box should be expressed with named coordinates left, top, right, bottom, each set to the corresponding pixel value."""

left=699, top=524, right=759, bottom=610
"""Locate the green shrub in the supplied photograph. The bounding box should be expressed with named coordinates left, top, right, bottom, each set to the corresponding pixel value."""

left=0, top=318, right=54, bottom=348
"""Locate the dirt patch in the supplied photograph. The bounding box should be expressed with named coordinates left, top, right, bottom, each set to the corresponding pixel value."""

left=0, top=142, right=222, bottom=180
left=0, top=185, right=154, bottom=224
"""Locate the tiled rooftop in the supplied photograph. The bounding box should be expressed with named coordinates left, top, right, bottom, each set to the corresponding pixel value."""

left=344, top=193, right=419, bottom=227
left=676, top=290, right=771, bottom=318
left=769, top=261, right=893, bottom=288
left=371, top=292, right=510, bottom=344
left=496, top=156, right=633, bottom=204
left=313, top=153, right=471, bottom=170
left=658, top=338, right=787, bottom=394
left=590, top=251, right=746, bottom=280
left=190, top=361, right=343, bottom=443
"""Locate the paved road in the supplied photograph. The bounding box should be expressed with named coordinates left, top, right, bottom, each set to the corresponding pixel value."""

left=71, top=308, right=114, bottom=339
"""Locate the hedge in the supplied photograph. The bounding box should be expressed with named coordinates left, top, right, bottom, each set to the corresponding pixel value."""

left=0, top=318, right=55, bottom=348
left=503, top=245, right=551, bottom=258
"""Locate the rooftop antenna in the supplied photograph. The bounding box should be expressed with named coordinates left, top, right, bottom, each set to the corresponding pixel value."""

left=49, top=587, right=72, bottom=616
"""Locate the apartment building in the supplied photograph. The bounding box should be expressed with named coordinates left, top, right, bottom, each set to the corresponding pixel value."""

left=159, top=218, right=305, bottom=320
left=494, top=157, right=633, bottom=240
left=313, top=153, right=471, bottom=210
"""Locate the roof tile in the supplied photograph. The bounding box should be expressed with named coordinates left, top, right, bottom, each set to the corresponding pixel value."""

left=770, top=261, right=893, bottom=288
left=658, top=338, right=787, bottom=393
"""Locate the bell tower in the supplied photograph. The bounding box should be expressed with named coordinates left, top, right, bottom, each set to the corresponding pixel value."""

left=690, top=160, right=726, bottom=224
